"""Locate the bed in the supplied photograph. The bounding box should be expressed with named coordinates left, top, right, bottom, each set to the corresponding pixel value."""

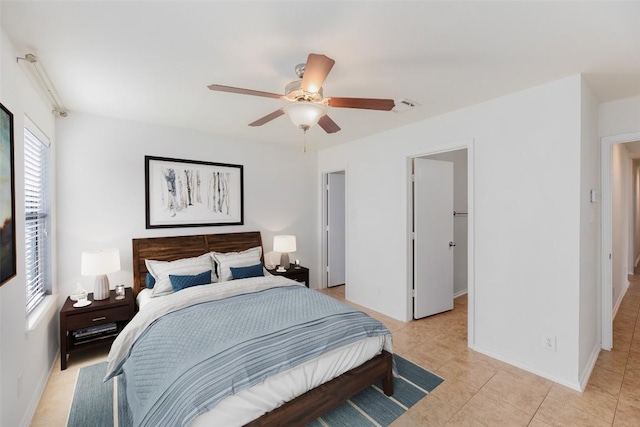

left=106, top=231, right=394, bottom=426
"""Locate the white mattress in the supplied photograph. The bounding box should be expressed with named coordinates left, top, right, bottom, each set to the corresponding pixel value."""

left=192, top=335, right=386, bottom=427
left=132, top=282, right=391, bottom=426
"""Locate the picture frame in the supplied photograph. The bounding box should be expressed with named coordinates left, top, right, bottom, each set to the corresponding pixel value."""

left=145, top=156, right=244, bottom=228
left=0, top=102, right=16, bottom=286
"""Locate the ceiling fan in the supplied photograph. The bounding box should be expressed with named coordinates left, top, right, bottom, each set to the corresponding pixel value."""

left=208, top=53, right=395, bottom=134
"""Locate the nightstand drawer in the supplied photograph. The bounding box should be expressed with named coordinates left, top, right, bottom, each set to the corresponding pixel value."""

left=287, top=272, right=306, bottom=283
left=268, top=265, right=309, bottom=287
left=66, top=305, right=131, bottom=330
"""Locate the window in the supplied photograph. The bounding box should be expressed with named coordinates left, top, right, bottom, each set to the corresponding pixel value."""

left=24, top=120, right=51, bottom=314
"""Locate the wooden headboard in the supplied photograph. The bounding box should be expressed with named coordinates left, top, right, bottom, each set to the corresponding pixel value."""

left=132, top=232, right=263, bottom=294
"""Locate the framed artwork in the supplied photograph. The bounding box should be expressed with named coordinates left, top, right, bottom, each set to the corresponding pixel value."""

left=145, top=156, right=244, bottom=228
left=0, top=102, right=16, bottom=286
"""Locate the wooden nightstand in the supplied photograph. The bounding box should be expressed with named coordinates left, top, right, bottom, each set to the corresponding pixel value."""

left=59, top=288, right=135, bottom=370
left=268, top=265, right=310, bottom=287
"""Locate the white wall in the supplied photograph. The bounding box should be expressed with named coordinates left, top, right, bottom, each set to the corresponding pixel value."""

left=318, top=75, right=585, bottom=388
left=599, top=95, right=640, bottom=137
left=422, top=149, right=468, bottom=296
left=578, top=79, right=601, bottom=385
left=0, top=27, right=58, bottom=427
left=55, top=113, right=319, bottom=300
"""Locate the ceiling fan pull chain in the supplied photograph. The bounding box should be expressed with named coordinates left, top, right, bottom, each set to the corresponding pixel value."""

left=303, top=129, right=307, bottom=153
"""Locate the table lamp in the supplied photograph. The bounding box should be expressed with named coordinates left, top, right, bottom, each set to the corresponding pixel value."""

left=273, top=235, right=296, bottom=270
left=81, top=249, right=121, bottom=300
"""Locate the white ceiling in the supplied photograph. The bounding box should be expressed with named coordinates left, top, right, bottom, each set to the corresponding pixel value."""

left=2, top=1, right=640, bottom=151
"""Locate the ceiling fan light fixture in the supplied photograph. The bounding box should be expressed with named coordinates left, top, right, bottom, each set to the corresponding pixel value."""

left=284, top=101, right=326, bottom=131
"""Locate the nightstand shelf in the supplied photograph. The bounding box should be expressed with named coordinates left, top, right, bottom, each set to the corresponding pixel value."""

left=268, top=265, right=310, bottom=287
left=59, top=288, right=135, bottom=370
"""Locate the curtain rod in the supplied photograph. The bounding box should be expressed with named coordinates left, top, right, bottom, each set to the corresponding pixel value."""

left=17, top=53, right=68, bottom=118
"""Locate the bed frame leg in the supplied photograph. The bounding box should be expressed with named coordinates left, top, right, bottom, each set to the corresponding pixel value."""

left=382, top=351, right=394, bottom=396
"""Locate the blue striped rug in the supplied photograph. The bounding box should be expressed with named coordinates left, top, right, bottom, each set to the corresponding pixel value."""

left=67, top=355, right=443, bottom=427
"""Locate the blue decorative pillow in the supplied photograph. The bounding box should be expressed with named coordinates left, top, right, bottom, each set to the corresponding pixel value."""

left=230, top=263, right=264, bottom=280
left=146, top=273, right=156, bottom=289
left=169, top=270, right=212, bottom=292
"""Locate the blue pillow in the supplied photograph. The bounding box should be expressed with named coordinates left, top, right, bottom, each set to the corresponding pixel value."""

left=230, top=263, right=264, bottom=280
left=146, top=273, right=156, bottom=289
left=169, top=270, right=212, bottom=292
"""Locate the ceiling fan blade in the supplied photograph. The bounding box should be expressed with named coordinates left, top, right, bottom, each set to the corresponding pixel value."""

left=327, top=97, right=395, bottom=111
left=301, top=54, right=335, bottom=94
left=248, top=108, right=285, bottom=127
left=318, top=115, right=341, bottom=134
left=208, top=84, right=283, bottom=99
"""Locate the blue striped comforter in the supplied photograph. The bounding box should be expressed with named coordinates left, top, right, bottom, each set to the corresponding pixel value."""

left=107, top=280, right=391, bottom=427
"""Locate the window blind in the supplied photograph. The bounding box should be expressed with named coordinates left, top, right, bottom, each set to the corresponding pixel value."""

left=24, top=125, right=50, bottom=314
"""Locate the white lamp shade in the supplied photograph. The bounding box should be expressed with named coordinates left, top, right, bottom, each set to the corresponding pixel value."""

left=81, top=249, right=121, bottom=275
left=284, top=102, right=325, bottom=129
left=273, top=235, right=297, bottom=253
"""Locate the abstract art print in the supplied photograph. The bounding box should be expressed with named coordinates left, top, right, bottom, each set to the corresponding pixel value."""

left=0, top=103, right=16, bottom=285
left=145, top=156, right=243, bottom=228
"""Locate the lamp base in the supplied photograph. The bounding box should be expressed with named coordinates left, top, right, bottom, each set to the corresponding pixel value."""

left=279, top=253, right=290, bottom=270
left=93, top=275, right=110, bottom=300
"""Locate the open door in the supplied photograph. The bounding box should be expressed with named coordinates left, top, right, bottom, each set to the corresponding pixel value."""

left=327, top=172, right=346, bottom=287
left=414, top=158, right=454, bottom=319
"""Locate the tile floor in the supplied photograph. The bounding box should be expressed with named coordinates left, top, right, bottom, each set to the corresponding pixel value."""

left=31, top=278, right=640, bottom=426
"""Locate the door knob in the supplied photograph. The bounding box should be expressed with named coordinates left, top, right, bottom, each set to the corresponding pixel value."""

left=449, top=242, right=456, bottom=247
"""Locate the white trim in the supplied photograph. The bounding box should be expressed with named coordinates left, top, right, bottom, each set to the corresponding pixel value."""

left=470, top=343, right=583, bottom=392
left=320, top=168, right=348, bottom=291
left=26, top=294, right=57, bottom=332
left=454, top=289, right=468, bottom=299
left=579, top=345, right=601, bottom=391
left=19, top=352, right=56, bottom=427
left=601, top=132, right=640, bottom=350
left=612, top=279, right=630, bottom=320
left=406, top=139, right=475, bottom=346
left=24, top=114, right=51, bottom=147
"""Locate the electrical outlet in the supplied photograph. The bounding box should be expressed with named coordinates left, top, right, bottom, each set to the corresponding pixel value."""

left=544, top=336, right=556, bottom=351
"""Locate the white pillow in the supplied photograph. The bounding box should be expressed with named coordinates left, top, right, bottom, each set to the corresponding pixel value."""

left=146, top=253, right=216, bottom=297
left=212, top=246, right=262, bottom=282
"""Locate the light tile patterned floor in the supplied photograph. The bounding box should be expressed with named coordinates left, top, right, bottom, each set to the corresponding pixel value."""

left=31, top=279, right=640, bottom=426
left=320, top=279, right=640, bottom=426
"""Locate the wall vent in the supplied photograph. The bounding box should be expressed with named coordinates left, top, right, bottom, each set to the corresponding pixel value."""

left=392, top=98, right=419, bottom=113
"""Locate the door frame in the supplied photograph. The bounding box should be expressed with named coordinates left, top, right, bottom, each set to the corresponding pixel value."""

left=321, top=169, right=347, bottom=289
left=601, top=131, right=640, bottom=350
left=407, top=138, right=475, bottom=345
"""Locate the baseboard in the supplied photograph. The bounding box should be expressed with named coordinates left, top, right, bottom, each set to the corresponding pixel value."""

left=613, top=279, right=630, bottom=320
left=469, top=344, right=582, bottom=392
left=454, top=289, right=468, bottom=299
left=21, top=351, right=59, bottom=427
left=579, top=344, right=601, bottom=391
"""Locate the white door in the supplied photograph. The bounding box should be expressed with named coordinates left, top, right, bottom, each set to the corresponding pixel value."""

left=414, top=158, right=454, bottom=319
left=327, top=172, right=346, bottom=287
